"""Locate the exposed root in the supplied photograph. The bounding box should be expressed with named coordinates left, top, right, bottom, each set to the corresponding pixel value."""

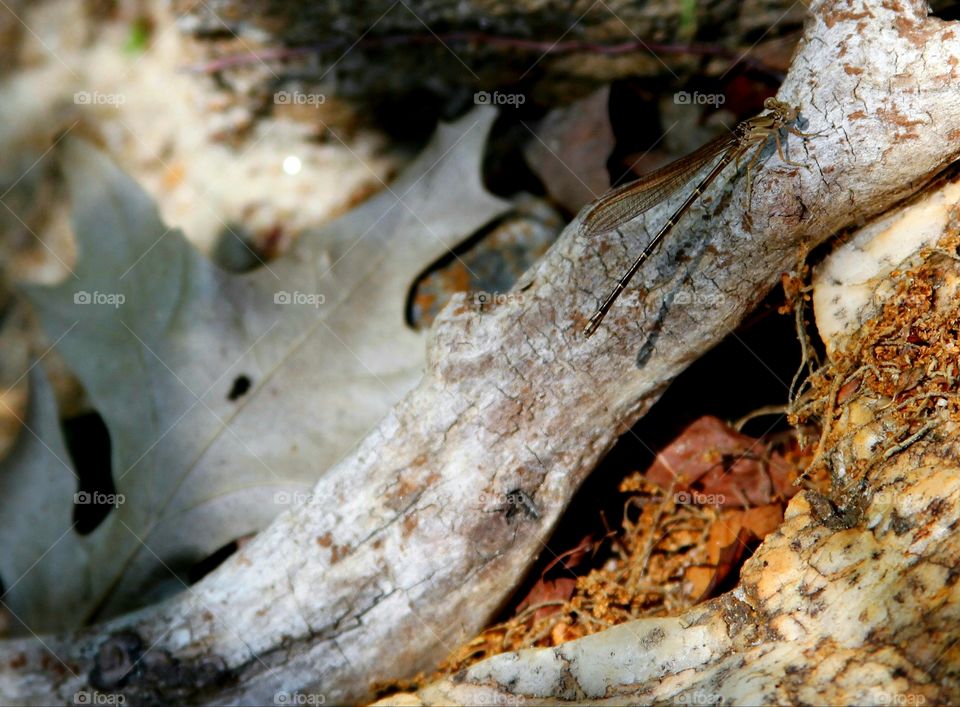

left=789, top=231, right=960, bottom=494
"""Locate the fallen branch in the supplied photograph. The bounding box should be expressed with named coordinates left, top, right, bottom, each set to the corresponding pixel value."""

left=389, top=180, right=960, bottom=706
left=180, top=0, right=800, bottom=88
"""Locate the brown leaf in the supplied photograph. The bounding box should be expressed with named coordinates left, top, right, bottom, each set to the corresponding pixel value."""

left=685, top=505, right=782, bottom=601
left=646, top=416, right=799, bottom=507
left=737, top=504, right=785, bottom=538
left=516, top=577, right=577, bottom=623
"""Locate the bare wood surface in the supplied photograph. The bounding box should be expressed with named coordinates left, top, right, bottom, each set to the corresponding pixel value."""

left=2, top=0, right=960, bottom=704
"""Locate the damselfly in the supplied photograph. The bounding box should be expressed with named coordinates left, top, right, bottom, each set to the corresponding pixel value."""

left=581, top=98, right=812, bottom=337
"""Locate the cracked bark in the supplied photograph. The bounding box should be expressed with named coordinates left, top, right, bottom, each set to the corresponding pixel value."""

left=180, top=0, right=802, bottom=97
left=403, top=357, right=960, bottom=702
left=2, top=0, right=960, bottom=704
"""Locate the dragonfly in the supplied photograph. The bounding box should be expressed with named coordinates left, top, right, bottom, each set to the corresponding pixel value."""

left=580, top=98, right=813, bottom=337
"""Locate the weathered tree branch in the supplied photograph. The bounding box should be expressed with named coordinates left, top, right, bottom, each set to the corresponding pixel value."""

left=381, top=154, right=960, bottom=707
left=2, top=0, right=960, bottom=704
left=399, top=436, right=960, bottom=704
left=180, top=0, right=802, bottom=97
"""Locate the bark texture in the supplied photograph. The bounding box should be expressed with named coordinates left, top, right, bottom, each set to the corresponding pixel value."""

left=2, top=0, right=960, bottom=705
left=180, top=0, right=803, bottom=102
left=397, top=446, right=960, bottom=704
left=381, top=183, right=960, bottom=704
